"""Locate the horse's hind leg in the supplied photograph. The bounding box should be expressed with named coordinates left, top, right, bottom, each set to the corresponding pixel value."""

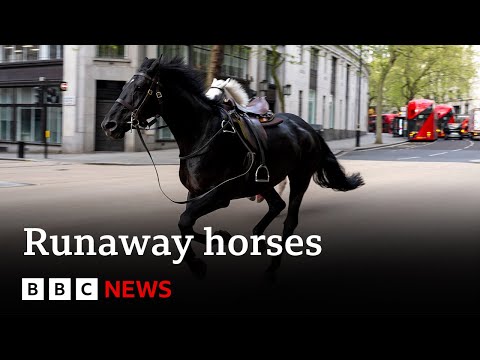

left=266, top=173, right=311, bottom=274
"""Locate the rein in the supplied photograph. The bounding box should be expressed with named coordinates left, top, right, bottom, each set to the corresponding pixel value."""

left=116, top=74, right=256, bottom=204
left=135, top=107, right=256, bottom=204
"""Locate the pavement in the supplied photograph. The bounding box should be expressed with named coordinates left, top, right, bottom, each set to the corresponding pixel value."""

left=0, top=132, right=407, bottom=165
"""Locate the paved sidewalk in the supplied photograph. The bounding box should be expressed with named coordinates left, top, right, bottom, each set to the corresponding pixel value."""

left=0, top=133, right=407, bottom=165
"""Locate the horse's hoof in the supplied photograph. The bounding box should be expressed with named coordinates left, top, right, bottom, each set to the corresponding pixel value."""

left=187, top=258, right=207, bottom=280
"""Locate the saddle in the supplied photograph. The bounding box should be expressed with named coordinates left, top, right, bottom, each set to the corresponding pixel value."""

left=222, top=96, right=284, bottom=182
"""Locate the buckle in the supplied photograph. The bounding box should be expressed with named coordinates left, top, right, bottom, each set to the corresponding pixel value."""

left=221, top=119, right=235, bottom=134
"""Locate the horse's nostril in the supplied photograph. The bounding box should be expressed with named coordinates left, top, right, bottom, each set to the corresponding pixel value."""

left=104, top=121, right=117, bottom=130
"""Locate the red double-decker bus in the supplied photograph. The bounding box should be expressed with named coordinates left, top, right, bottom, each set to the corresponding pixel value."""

left=407, top=99, right=438, bottom=141
left=368, top=113, right=397, bottom=133
left=435, top=104, right=455, bottom=138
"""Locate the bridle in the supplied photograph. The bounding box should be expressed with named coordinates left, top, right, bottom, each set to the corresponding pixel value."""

left=114, top=70, right=256, bottom=205
left=115, top=71, right=166, bottom=132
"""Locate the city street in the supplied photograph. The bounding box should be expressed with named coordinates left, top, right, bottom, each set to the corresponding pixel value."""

left=1, top=146, right=480, bottom=317
left=341, top=137, right=480, bottom=163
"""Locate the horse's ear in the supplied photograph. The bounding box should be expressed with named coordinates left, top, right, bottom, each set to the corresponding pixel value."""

left=224, top=78, right=231, bottom=87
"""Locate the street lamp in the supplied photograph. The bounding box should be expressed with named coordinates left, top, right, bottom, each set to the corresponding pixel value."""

left=283, top=84, right=291, bottom=96
left=259, top=79, right=268, bottom=96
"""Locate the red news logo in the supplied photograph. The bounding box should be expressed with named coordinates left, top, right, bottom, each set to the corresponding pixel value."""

left=21, top=278, right=172, bottom=300
left=105, top=280, right=171, bottom=299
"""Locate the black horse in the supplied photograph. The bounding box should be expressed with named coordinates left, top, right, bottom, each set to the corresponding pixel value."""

left=101, top=56, right=364, bottom=278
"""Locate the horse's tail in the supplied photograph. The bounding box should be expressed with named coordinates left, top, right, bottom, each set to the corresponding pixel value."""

left=312, top=130, right=365, bottom=191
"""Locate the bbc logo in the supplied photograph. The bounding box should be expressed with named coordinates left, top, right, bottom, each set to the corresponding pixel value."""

left=22, top=278, right=98, bottom=300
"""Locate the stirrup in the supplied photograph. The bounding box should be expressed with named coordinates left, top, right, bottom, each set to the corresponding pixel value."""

left=255, top=164, right=270, bottom=182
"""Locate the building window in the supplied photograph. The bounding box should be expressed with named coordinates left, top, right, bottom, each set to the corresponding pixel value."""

left=0, top=107, right=13, bottom=140
left=0, top=87, right=62, bottom=144
left=0, top=88, right=14, bottom=141
left=346, top=64, right=350, bottom=129
left=156, top=117, right=174, bottom=141
left=329, top=98, right=335, bottom=129
left=192, top=45, right=212, bottom=73
left=310, top=48, right=319, bottom=91
left=322, top=95, right=326, bottom=127
left=97, top=45, right=125, bottom=59
left=17, top=107, right=42, bottom=142
left=298, top=90, right=303, bottom=118
left=331, top=56, right=337, bottom=96
left=0, top=88, right=13, bottom=103
left=0, top=45, right=40, bottom=63
left=266, top=50, right=274, bottom=84
left=46, top=107, right=62, bottom=144
left=49, top=45, right=63, bottom=60
left=308, top=89, right=317, bottom=124
left=222, top=45, right=249, bottom=79
left=158, top=45, right=189, bottom=62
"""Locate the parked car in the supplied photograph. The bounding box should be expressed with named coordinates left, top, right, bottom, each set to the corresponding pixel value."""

left=444, top=123, right=463, bottom=140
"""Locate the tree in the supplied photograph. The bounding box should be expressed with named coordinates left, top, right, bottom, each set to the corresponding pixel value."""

left=371, top=45, right=477, bottom=114
left=268, top=45, right=287, bottom=112
left=205, top=45, right=225, bottom=87
left=369, top=45, right=400, bottom=144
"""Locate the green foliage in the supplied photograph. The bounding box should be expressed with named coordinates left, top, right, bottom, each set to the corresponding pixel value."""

left=367, top=45, right=477, bottom=111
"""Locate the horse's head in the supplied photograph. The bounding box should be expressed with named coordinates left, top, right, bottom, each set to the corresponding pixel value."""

left=102, top=57, right=163, bottom=139
left=205, top=78, right=230, bottom=103
left=205, top=77, right=249, bottom=107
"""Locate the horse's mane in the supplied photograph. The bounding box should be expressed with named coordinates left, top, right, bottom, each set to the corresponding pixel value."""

left=224, top=79, right=249, bottom=106
left=141, top=56, right=213, bottom=105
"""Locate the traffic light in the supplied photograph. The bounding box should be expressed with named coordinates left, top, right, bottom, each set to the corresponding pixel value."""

left=46, top=87, right=58, bottom=104
left=34, top=86, right=43, bottom=105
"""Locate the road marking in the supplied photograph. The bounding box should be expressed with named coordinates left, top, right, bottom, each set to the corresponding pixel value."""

left=464, top=140, right=474, bottom=149
left=397, top=156, right=420, bottom=160
left=429, top=152, right=448, bottom=156
left=451, top=149, right=462, bottom=152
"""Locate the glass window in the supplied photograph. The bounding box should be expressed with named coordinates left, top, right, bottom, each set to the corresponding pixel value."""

left=97, top=45, right=125, bottom=59
left=266, top=50, right=274, bottom=84
left=49, top=45, right=63, bottom=60
left=16, top=88, right=36, bottom=104
left=0, top=88, right=14, bottom=104
left=158, top=45, right=188, bottom=62
left=310, top=48, right=319, bottom=72
left=298, top=90, right=303, bottom=118
left=17, top=107, right=42, bottom=142
left=47, top=107, right=62, bottom=144
left=192, top=45, right=211, bottom=72
left=0, top=45, right=40, bottom=62
left=331, top=56, right=337, bottom=95
left=0, top=107, right=13, bottom=140
left=308, top=89, right=317, bottom=124
left=156, top=117, right=174, bottom=141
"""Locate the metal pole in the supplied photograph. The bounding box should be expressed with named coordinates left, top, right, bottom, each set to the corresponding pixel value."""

left=42, top=84, right=48, bottom=159
left=18, top=141, right=25, bottom=158
left=356, top=46, right=363, bottom=147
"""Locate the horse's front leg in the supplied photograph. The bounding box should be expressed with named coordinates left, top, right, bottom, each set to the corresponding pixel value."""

left=178, top=191, right=230, bottom=279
